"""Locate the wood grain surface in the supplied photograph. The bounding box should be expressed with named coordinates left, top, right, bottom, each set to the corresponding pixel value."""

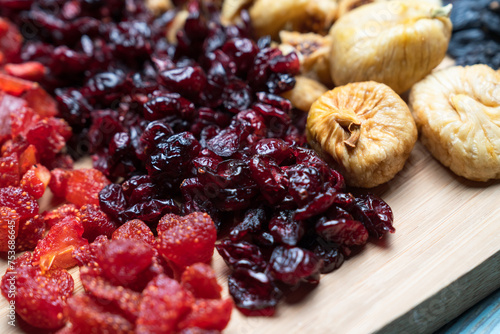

left=0, top=140, right=499, bottom=334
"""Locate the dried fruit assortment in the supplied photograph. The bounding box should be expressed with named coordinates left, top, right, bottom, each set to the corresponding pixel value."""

left=0, top=0, right=400, bottom=332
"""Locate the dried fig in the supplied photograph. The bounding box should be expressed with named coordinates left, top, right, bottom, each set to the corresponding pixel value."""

left=306, top=81, right=418, bottom=188
left=329, top=0, right=452, bottom=94
left=279, top=31, right=333, bottom=86
left=145, top=0, right=173, bottom=15
left=409, top=65, right=500, bottom=182
left=281, top=76, right=328, bottom=112
left=249, top=0, right=338, bottom=39
left=221, top=0, right=254, bottom=23
left=337, top=0, right=443, bottom=17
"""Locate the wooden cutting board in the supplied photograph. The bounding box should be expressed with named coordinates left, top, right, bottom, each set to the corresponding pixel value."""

left=0, top=140, right=499, bottom=334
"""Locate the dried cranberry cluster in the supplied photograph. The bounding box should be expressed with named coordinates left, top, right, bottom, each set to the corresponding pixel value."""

left=1, top=0, right=395, bottom=321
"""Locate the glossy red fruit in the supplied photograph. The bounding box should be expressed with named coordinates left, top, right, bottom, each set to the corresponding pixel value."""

left=1, top=255, right=74, bottom=329
left=0, top=72, right=34, bottom=96
left=177, top=298, right=233, bottom=331
left=0, top=186, right=39, bottom=220
left=65, top=169, right=111, bottom=207
left=49, top=168, right=71, bottom=198
left=157, top=212, right=217, bottom=269
left=15, top=215, right=45, bottom=251
left=0, top=18, right=22, bottom=64
left=4, top=62, right=46, bottom=82
left=0, top=153, right=19, bottom=187
left=72, top=235, right=109, bottom=267
left=0, top=206, right=19, bottom=252
left=315, top=218, right=369, bottom=246
left=43, top=204, right=79, bottom=228
left=80, top=266, right=141, bottom=322
left=65, top=294, right=134, bottom=334
left=18, top=144, right=38, bottom=175
left=32, top=216, right=88, bottom=272
left=20, top=164, right=51, bottom=199
left=78, top=204, right=118, bottom=242
left=95, top=239, right=155, bottom=288
left=181, top=263, right=222, bottom=300
left=112, top=219, right=155, bottom=247
left=137, top=274, right=194, bottom=333
left=269, top=246, right=322, bottom=286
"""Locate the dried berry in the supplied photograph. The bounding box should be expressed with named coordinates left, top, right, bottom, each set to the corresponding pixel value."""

left=78, top=204, right=118, bottom=242
left=65, top=169, right=111, bottom=207
left=112, top=219, right=156, bottom=247
left=0, top=206, right=19, bottom=252
left=181, top=263, right=222, bottom=300
left=177, top=298, right=233, bottom=331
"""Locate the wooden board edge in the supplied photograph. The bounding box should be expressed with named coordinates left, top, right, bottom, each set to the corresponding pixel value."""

left=375, top=250, right=500, bottom=334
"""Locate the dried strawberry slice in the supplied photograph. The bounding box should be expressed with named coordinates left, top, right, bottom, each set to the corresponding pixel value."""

left=20, top=164, right=51, bottom=199
left=137, top=274, right=194, bottom=333
left=78, top=204, right=118, bottom=242
left=0, top=206, right=19, bottom=252
left=65, top=294, right=134, bottom=334
left=65, top=169, right=111, bottom=207
left=177, top=298, right=233, bottom=331
left=80, top=266, right=141, bottom=322
left=157, top=212, right=217, bottom=269
left=0, top=186, right=39, bottom=220
left=112, top=219, right=156, bottom=247
left=49, top=168, right=72, bottom=198
left=0, top=18, right=22, bottom=64
left=181, top=263, right=222, bottom=300
left=15, top=215, right=45, bottom=251
left=43, top=204, right=79, bottom=228
left=19, top=144, right=38, bottom=175
left=1, top=255, right=74, bottom=329
left=72, top=235, right=108, bottom=267
left=26, top=118, right=71, bottom=163
left=4, top=62, right=46, bottom=82
left=33, top=216, right=88, bottom=272
left=0, top=72, right=35, bottom=96
left=10, top=106, right=41, bottom=138
left=95, top=239, right=155, bottom=288
left=0, top=153, right=19, bottom=187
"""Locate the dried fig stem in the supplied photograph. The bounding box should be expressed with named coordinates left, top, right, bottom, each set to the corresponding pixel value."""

left=431, top=4, right=452, bottom=18
left=337, top=119, right=361, bottom=148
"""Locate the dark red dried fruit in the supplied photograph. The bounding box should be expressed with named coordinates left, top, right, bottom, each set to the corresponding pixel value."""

left=216, top=239, right=267, bottom=272
left=229, top=207, right=266, bottom=242
left=268, top=210, right=304, bottom=246
left=228, top=268, right=282, bottom=316
left=15, top=215, right=45, bottom=251
left=352, top=194, right=395, bottom=239
left=315, top=218, right=369, bottom=246
left=269, top=246, right=322, bottom=286
left=137, top=274, right=194, bottom=333
left=181, top=263, right=222, bottom=299
left=157, top=212, right=217, bottom=269
left=112, top=219, right=155, bottom=247
left=177, top=298, right=233, bottom=331
left=65, top=294, right=134, bottom=334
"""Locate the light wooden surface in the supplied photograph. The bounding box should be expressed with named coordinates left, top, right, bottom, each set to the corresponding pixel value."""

left=0, top=140, right=499, bottom=334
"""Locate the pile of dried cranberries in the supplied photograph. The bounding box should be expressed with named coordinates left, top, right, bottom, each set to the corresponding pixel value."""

left=0, top=0, right=395, bottom=332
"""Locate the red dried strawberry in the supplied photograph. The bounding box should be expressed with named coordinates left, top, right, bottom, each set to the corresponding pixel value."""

left=95, top=239, right=155, bottom=288
left=0, top=186, right=39, bottom=220
left=4, top=62, right=46, bottom=85
left=44, top=204, right=79, bottom=228
left=177, top=298, right=233, bottom=331
left=0, top=153, right=19, bottom=187
left=72, top=235, right=108, bottom=267
left=10, top=106, right=41, bottom=138
left=0, top=206, right=19, bottom=252
left=181, top=263, right=222, bottom=300
left=65, top=169, right=110, bottom=207
left=0, top=72, right=34, bottom=96
left=0, top=18, right=22, bottom=64
left=26, top=118, right=71, bottom=163
left=19, top=144, right=38, bottom=175
left=112, top=219, right=155, bottom=247
left=65, top=294, right=134, bottom=334
left=20, top=164, right=51, bottom=199
left=78, top=204, right=118, bottom=242
left=33, top=216, right=88, bottom=272
left=80, top=266, right=142, bottom=322
left=157, top=212, right=217, bottom=269
left=15, top=215, right=45, bottom=251
left=49, top=168, right=71, bottom=198
left=1, top=255, right=74, bottom=329
left=137, top=274, right=194, bottom=334
left=23, top=85, right=58, bottom=118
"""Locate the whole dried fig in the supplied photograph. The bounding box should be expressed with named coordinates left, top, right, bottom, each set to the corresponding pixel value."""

left=281, top=76, right=328, bottom=112
left=329, top=0, right=452, bottom=94
left=337, top=0, right=443, bottom=17
left=307, top=81, right=417, bottom=188
left=410, top=65, right=500, bottom=182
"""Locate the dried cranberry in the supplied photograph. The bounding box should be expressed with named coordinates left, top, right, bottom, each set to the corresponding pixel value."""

left=269, top=246, right=322, bottom=286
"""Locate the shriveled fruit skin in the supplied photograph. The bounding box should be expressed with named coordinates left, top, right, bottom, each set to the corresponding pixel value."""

left=329, top=0, right=451, bottom=94
left=337, top=0, right=443, bottom=17
left=306, top=81, right=417, bottom=187
left=409, top=65, right=500, bottom=181
left=281, top=76, right=328, bottom=112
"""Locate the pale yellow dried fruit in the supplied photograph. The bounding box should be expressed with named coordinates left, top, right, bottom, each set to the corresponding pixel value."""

left=281, top=76, right=328, bottom=112
left=337, top=0, right=442, bottom=17
left=166, top=10, right=189, bottom=44
left=307, top=81, right=418, bottom=188
left=279, top=31, right=333, bottom=86
left=249, top=0, right=338, bottom=39
left=221, top=0, right=254, bottom=23
left=409, top=65, right=500, bottom=182
left=329, top=0, right=452, bottom=94
left=146, top=0, right=174, bottom=15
